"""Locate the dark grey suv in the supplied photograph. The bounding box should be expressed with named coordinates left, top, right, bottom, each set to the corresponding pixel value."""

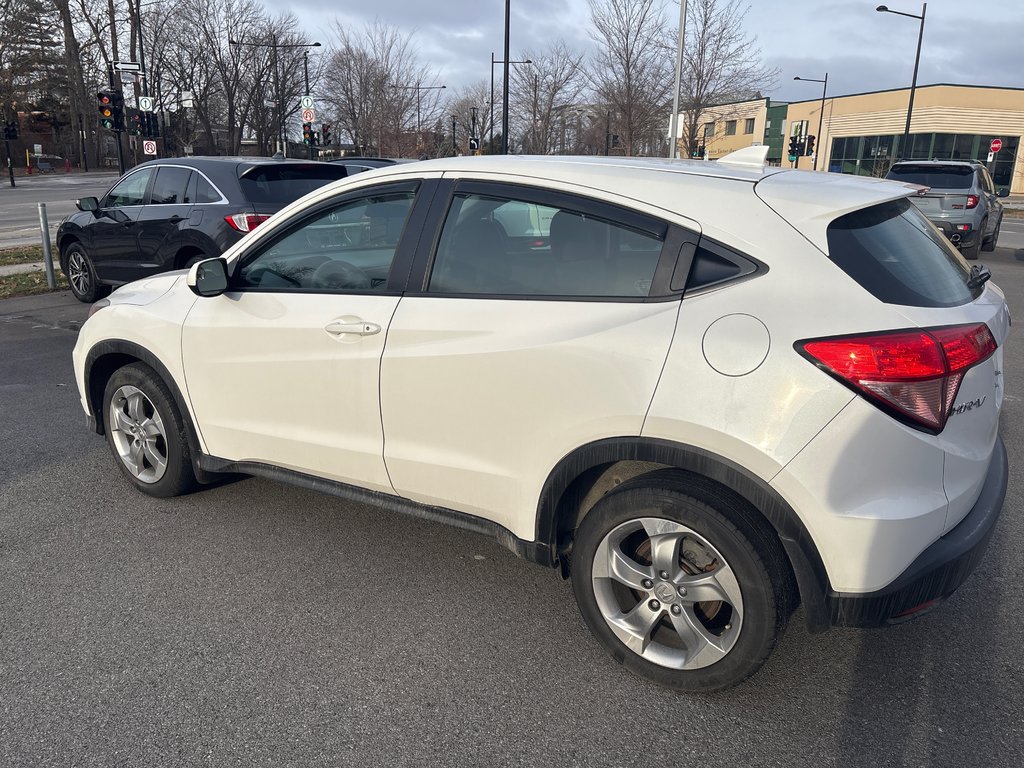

left=886, top=160, right=1005, bottom=259
left=57, top=157, right=350, bottom=302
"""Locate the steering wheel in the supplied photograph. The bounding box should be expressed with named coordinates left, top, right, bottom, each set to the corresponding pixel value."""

left=310, top=260, right=371, bottom=291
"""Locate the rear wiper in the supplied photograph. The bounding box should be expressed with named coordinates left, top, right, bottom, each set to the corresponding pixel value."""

left=967, top=264, right=991, bottom=290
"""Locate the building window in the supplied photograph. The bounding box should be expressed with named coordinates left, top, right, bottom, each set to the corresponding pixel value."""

left=827, top=132, right=1019, bottom=192
left=703, top=122, right=715, bottom=138
left=744, top=118, right=755, bottom=134
left=725, top=120, right=737, bottom=136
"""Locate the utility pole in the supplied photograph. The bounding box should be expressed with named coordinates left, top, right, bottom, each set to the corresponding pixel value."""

left=108, top=64, right=126, bottom=175
left=304, top=50, right=313, bottom=159
left=668, top=0, right=687, bottom=159
left=452, top=115, right=457, bottom=154
left=501, top=0, right=511, bottom=154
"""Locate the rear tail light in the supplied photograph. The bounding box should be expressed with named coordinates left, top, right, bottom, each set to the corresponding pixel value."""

left=225, top=213, right=271, bottom=232
left=966, top=194, right=979, bottom=209
left=798, top=323, right=996, bottom=432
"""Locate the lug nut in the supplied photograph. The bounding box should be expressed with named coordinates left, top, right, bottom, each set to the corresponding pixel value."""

left=648, top=599, right=661, bottom=611
left=641, top=578, right=654, bottom=589
left=677, top=586, right=687, bottom=597
left=671, top=604, right=682, bottom=616
left=659, top=570, right=670, bottom=580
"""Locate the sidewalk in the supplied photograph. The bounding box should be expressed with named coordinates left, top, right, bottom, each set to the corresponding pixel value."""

left=0, top=261, right=47, bottom=277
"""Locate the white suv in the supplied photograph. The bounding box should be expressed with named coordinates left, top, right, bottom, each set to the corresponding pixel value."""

left=72, top=154, right=1010, bottom=691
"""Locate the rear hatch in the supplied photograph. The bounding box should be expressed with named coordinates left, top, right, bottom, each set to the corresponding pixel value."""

left=885, top=164, right=974, bottom=219
left=229, top=162, right=350, bottom=233
left=823, top=198, right=1009, bottom=532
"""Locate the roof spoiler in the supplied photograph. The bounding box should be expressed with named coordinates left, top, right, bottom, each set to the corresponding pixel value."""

left=717, top=145, right=769, bottom=170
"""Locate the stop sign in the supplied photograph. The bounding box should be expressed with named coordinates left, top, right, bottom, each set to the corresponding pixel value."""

left=991, top=138, right=1003, bottom=153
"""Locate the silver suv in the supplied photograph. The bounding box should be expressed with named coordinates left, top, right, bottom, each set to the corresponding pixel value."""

left=886, top=160, right=1005, bottom=259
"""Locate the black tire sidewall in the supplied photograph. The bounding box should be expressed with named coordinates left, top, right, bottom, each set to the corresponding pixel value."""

left=101, top=363, right=196, bottom=498
left=571, top=485, right=781, bottom=692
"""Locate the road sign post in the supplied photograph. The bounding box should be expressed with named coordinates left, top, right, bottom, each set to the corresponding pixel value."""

left=301, top=108, right=316, bottom=123
left=143, top=140, right=157, bottom=156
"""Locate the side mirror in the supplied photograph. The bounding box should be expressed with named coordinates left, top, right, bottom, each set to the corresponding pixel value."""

left=997, top=188, right=1010, bottom=198
left=187, top=257, right=229, bottom=297
left=77, top=196, right=99, bottom=212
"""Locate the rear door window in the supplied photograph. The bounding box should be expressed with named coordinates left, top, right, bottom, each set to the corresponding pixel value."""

left=239, top=164, right=349, bottom=206
left=885, top=164, right=975, bottom=190
left=825, top=198, right=979, bottom=308
left=149, top=166, right=191, bottom=204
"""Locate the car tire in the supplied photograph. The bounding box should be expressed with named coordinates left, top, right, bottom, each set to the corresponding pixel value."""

left=982, top=216, right=1000, bottom=252
left=962, top=229, right=982, bottom=261
left=570, top=470, right=794, bottom=692
left=64, top=243, right=110, bottom=303
left=102, top=363, right=198, bottom=498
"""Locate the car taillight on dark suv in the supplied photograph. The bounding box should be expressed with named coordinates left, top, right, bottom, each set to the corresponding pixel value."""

left=225, top=213, right=271, bottom=233
left=798, top=323, right=996, bottom=432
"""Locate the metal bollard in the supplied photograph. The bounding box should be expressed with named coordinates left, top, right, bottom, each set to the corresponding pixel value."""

left=37, top=203, right=56, bottom=290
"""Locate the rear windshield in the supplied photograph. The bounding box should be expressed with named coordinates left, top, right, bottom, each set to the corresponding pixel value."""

left=826, top=198, right=979, bottom=308
left=885, top=164, right=974, bottom=190
left=239, top=164, right=349, bottom=205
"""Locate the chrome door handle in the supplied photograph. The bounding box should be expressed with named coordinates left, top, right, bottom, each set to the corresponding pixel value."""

left=324, top=320, right=381, bottom=336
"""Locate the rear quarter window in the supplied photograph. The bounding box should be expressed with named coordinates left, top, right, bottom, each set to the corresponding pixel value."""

left=239, top=165, right=349, bottom=206
left=825, top=198, right=979, bottom=308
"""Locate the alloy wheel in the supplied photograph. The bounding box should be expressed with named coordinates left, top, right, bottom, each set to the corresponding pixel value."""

left=108, top=385, right=169, bottom=484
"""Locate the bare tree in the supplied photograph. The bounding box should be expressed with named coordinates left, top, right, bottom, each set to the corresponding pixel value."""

left=323, top=21, right=442, bottom=158
left=676, top=0, right=778, bottom=157
left=509, top=40, right=586, bottom=155
left=448, top=80, right=490, bottom=155
left=588, top=0, right=671, bottom=157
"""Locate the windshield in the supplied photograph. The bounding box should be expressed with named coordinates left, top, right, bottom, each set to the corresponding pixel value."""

left=885, top=164, right=975, bottom=191
left=239, top=164, right=349, bottom=206
left=826, top=198, right=979, bottom=308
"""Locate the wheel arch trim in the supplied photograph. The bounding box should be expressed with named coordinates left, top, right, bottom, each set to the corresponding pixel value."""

left=535, top=437, right=832, bottom=632
left=83, top=339, right=212, bottom=482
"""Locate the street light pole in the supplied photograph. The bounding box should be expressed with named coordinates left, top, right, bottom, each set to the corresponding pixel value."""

left=490, top=55, right=531, bottom=153
left=876, top=3, right=927, bottom=159
left=391, top=83, right=446, bottom=157
left=501, top=0, right=511, bottom=154
left=793, top=73, right=828, bottom=171
left=304, top=50, right=312, bottom=159
left=668, top=0, right=687, bottom=159
left=229, top=37, right=321, bottom=158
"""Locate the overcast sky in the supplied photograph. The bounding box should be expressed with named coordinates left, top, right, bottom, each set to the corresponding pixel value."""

left=289, top=0, right=1024, bottom=103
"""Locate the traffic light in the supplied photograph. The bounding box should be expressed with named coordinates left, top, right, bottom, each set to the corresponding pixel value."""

left=787, top=135, right=802, bottom=158
left=691, top=143, right=705, bottom=158
left=611, top=134, right=620, bottom=148
left=2, top=121, right=17, bottom=140
left=805, top=135, right=816, bottom=156
left=469, top=136, right=479, bottom=152
left=302, top=122, right=312, bottom=145
left=110, top=90, right=125, bottom=130
left=144, top=112, right=159, bottom=139
left=127, top=108, right=143, bottom=136
left=322, top=123, right=332, bottom=145
left=98, top=90, right=115, bottom=129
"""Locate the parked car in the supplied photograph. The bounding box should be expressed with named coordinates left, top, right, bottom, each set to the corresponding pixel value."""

left=57, top=157, right=350, bottom=302
left=885, top=159, right=1005, bottom=259
left=72, top=154, right=1009, bottom=692
left=329, top=156, right=417, bottom=175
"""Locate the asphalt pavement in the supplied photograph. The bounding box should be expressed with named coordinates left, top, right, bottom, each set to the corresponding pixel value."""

left=1, top=251, right=1023, bottom=766
left=0, top=172, right=119, bottom=248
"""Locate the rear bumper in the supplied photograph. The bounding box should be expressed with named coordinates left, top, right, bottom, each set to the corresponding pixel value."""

left=827, top=434, right=1007, bottom=628
left=931, top=219, right=981, bottom=248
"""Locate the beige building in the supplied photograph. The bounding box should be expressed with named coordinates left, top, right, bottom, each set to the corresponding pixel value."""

left=676, top=97, right=770, bottom=159
left=675, top=84, right=1024, bottom=194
